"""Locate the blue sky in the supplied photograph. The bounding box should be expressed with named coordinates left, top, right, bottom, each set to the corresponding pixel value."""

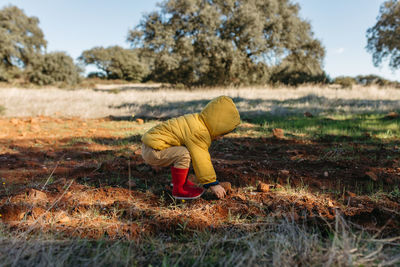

left=2, top=0, right=399, bottom=81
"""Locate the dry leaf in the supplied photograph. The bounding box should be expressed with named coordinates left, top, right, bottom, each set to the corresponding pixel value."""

left=257, top=182, right=270, bottom=192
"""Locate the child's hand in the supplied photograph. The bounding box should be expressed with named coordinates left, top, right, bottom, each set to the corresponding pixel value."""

left=210, top=184, right=226, bottom=199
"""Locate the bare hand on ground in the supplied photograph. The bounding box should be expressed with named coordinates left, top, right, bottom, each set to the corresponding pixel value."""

left=210, top=184, right=226, bottom=199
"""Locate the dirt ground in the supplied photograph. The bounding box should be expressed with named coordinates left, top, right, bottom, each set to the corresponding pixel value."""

left=0, top=116, right=399, bottom=239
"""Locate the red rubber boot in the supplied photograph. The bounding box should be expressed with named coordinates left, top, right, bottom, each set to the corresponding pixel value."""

left=184, top=174, right=196, bottom=188
left=171, top=167, right=204, bottom=199
left=183, top=177, right=204, bottom=196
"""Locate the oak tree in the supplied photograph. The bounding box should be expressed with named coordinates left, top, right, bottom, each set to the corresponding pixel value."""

left=366, top=0, right=400, bottom=70
left=128, top=0, right=325, bottom=86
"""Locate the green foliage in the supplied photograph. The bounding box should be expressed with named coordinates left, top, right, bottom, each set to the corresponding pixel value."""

left=355, top=74, right=400, bottom=87
left=0, top=5, right=79, bottom=86
left=333, top=76, right=356, bottom=88
left=0, top=65, right=21, bottom=82
left=254, top=113, right=400, bottom=142
left=366, top=0, right=400, bottom=69
left=128, top=0, right=325, bottom=86
left=79, top=46, right=148, bottom=81
left=270, top=70, right=330, bottom=86
left=27, top=52, right=81, bottom=86
left=0, top=5, right=47, bottom=80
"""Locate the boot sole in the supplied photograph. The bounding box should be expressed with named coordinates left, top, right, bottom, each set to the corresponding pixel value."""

left=173, top=190, right=205, bottom=200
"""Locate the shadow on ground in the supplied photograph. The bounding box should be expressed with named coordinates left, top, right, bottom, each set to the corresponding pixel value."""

left=1, top=119, right=399, bottom=239
left=109, top=94, right=400, bottom=121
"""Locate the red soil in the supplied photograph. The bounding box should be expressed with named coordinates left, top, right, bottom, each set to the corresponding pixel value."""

left=0, top=117, right=399, bottom=239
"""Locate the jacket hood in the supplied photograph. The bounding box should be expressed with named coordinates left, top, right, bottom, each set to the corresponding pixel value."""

left=200, top=96, right=240, bottom=138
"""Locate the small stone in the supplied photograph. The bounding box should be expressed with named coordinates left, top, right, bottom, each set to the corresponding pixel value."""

left=347, top=191, right=356, bottom=198
left=272, top=128, right=285, bottom=139
left=384, top=112, right=399, bottom=120
left=304, top=112, right=314, bottom=118
left=257, top=182, right=270, bottom=192
left=324, top=171, right=329, bottom=177
left=136, top=118, right=144, bottom=125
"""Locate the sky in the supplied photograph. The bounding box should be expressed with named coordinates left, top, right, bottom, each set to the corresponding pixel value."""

left=1, top=0, right=399, bottom=81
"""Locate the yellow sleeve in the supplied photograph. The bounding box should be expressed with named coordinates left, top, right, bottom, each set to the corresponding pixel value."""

left=186, top=141, right=216, bottom=185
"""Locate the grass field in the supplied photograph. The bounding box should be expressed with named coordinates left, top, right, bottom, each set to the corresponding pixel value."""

left=0, top=84, right=399, bottom=266
left=1, top=83, right=400, bottom=118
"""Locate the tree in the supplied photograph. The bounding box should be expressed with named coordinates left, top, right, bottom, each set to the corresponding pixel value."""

left=0, top=5, right=46, bottom=80
left=366, top=0, right=400, bottom=70
left=79, top=46, right=148, bottom=81
left=27, top=52, right=81, bottom=85
left=128, top=0, right=325, bottom=86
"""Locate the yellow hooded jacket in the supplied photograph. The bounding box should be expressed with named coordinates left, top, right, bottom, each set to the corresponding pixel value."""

left=141, top=96, right=240, bottom=185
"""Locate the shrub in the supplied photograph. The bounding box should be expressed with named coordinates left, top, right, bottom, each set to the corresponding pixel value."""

left=333, top=76, right=356, bottom=88
left=79, top=46, right=148, bottom=82
left=27, top=52, right=81, bottom=86
left=0, top=105, right=5, bottom=115
left=0, top=65, right=22, bottom=82
left=270, top=70, right=331, bottom=86
left=128, top=0, right=325, bottom=87
left=355, top=74, right=400, bottom=87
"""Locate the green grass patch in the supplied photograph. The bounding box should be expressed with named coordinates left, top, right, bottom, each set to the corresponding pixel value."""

left=251, top=113, right=400, bottom=142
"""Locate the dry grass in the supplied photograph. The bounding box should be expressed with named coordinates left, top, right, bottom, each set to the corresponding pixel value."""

left=1, top=83, right=399, bottom=266
left=0, top=84, right=399, bottom=118
left=1, top=215, right=399, bottom=266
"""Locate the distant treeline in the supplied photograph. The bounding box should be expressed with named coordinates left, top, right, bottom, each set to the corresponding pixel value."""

left=0, top=1, right=399, bottom=88
left=332, top=75, right=400, bottom=89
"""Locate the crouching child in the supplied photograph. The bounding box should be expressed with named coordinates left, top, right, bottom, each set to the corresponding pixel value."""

left=141, top=96, right=240, bottom=200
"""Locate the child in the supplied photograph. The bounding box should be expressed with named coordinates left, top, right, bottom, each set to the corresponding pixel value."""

left=141, top=96, right=240, bottom=199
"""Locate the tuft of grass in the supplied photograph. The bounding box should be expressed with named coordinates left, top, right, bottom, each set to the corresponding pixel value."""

left=0, top=215, right=399, bottom=266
